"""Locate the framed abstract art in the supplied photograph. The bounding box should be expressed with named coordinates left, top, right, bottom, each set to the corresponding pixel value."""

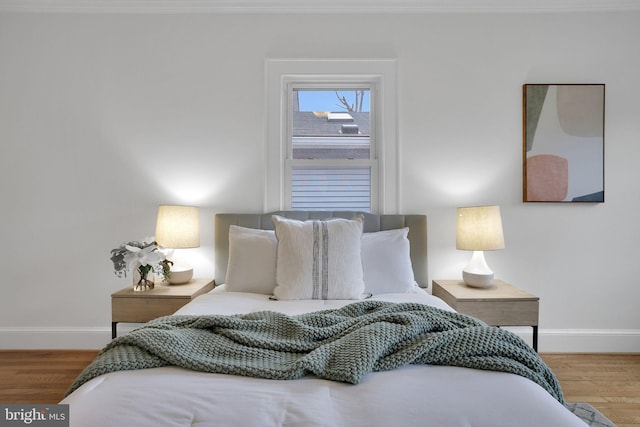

left=523, top=84, right=605, bottom=202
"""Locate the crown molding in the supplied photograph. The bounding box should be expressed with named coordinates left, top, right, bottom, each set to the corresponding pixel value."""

left=1, top=0, right=640, bottom=14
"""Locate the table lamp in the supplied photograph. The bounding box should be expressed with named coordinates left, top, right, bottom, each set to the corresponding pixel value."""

left=456, top=205, right=505, bottom=288
left=155, top=205, right=200, bottom=284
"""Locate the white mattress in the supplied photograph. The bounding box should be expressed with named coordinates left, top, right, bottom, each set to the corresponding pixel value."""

left=62, top=286, right=585, bottom=427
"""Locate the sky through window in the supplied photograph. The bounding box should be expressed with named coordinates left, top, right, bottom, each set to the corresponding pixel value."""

left=296, top=90, right=370, bottom=112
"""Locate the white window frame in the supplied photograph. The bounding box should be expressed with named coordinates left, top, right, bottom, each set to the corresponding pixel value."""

left=265, top=59, right=398, bottom=214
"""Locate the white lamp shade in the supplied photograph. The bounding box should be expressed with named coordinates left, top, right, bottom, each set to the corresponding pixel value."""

left=456, top=206, right=505, bottom=251
left=155, top=205, right=200, bottom=249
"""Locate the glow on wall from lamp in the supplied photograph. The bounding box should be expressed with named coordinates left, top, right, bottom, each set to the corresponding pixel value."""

left=112, top=134, right=222, bottom=204
left=416, top=164, right=506, bottom=200
left=153, top=171, right=220, bottom=204
left=143, top=151, right=249, bottom=205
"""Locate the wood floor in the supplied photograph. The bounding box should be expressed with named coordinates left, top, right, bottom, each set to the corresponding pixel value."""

left=0, top=350, right=98, bottom=404
left=0, top=351, right=638, bottom=426
left=541, top=353, right=640, bottom=427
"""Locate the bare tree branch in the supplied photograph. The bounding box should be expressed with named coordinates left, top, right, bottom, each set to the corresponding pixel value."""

left=335, top=90, right=365, bottom=112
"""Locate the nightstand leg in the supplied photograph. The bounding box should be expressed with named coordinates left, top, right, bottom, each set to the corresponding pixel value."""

left=532, top=325, right=538, bottom=352
left=112, top=322, right=118, bottom=339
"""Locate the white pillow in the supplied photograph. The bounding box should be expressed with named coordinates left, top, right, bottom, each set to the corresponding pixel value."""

left=272, top=215, right=365, bottom=300
left=361, top=228, right=417, bottom=294
left=224, top=225, right=277, bottom=294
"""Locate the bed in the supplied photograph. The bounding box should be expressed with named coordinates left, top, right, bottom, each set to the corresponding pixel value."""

left=62, top=211, right=608, bottom=427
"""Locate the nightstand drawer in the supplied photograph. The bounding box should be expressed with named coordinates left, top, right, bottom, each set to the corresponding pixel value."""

left=111, top=278, right=215, bottom=338
left=112, top=297, right=189, bottom=323
left=453, top=299, right=539, bottom=326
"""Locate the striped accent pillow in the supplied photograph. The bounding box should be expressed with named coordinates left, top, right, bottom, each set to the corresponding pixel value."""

left=272, top=215, right=365, bottom=300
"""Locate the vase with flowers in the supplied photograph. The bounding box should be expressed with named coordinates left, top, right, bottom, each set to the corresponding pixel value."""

left=110, top=237, right=173, bottom=291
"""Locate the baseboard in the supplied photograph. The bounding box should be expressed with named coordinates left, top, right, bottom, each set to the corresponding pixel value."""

left=0, top=327, right=111, bottom=349
left=541, top=329, right=640, bottom=352
left=1, top=327, right=639, bottom=352
left=505, top=327, right=640, bottom=352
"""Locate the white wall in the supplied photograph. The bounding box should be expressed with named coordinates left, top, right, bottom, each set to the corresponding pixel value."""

left=0, top=10, right=638, bottom=351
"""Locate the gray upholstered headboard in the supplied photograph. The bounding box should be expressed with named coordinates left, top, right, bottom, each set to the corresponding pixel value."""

left=214, top=211, right=428, bottom=288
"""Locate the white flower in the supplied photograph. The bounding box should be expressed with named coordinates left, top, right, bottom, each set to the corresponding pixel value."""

left=111, top=237, right=172, bottom=279
left=157, top=246, right=174, bottom=260
left=124, top=244, right=165, bottom=271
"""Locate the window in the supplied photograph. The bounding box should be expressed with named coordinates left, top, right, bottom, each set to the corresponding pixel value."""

left=265, top=59, right=397, bottom=214
left=288, top=87, right=375, bottom=211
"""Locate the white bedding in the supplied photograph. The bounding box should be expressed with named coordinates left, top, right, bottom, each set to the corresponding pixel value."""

left=174, top=284, right=455, bottom=316
left=62, top=286, right=585, bottom=427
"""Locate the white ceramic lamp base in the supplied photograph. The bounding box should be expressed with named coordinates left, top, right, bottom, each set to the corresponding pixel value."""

left=462, top=250, right=495, bottom=288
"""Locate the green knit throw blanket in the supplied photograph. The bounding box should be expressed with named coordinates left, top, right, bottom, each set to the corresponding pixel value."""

left=66, top=301, right=563, bottom=403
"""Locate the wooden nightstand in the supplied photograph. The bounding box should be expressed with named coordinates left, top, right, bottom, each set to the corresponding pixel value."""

left=432, top=279, right=539, bottom=351
left=111, top=278, right=215, bottom=338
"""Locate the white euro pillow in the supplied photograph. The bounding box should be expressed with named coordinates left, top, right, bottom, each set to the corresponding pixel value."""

left=224, top=225, right=277, bottom=295
left=362, top=228, right=417, bottom=294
